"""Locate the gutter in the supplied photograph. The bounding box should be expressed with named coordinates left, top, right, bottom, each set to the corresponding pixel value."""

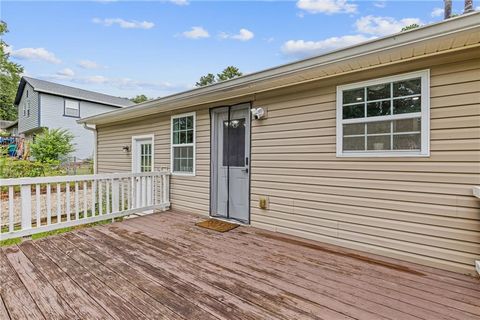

left=82, top=123, right=98, bottom=174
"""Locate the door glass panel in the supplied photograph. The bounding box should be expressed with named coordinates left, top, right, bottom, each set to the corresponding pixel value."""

left=222, top=118, right=245, bottom=167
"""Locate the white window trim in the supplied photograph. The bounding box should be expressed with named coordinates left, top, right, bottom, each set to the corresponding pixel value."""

left=336, top=69, right=430, bottom=158
left=170, top=112, right=196, bottom=176
left=131, top=134, right=155, bottom=173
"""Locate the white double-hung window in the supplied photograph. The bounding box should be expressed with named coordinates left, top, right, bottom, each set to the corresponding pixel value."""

left=171, top=112, right=195, bottom=175
left=64, top=99, right=80, bottom=117
left=336, top=70, right=430, bottom=157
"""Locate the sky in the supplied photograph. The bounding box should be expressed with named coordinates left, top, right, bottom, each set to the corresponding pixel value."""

left=1, top=0, right=477, bottom=99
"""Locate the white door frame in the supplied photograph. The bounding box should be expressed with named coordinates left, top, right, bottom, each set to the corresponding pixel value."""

left=131, top=134, right=155, bottom=173
left=210, top=103, right=251, bottom=224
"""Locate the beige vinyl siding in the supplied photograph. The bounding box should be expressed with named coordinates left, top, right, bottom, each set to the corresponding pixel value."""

left=96, top=51, right=480, bottom=274
left=96, top=107, right=211, bottom=216
left=249, top=54, right=480, bottom=275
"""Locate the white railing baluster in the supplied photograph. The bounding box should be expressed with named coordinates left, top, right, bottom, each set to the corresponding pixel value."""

left=66, top=183, right=71, bottom=222
left=35, top=184, right=40, bottom=227
left=56, top=183, right=61, bottom=223
left=127, top=178, right=131, bottom=209
left=75, top=182, right=79, bottom=220
left=141, top=176, right=146, bottom=208
left=121, top=179, right=125, bottom=211
left=8, top=186, right=14, bottom=232
left=21, top=185, right=32, bottom=231
left=91, top=181, right=96, bottom=217
left=0, top=172, right=170, bottom=240
left=98, top=180, right=103, bottom=215
left=83, top=181, right=88, bottom=219
left=46, top=184, right=52, bottom=225
left=106, top=180, right=110, bottom=214
left=112, top=179, right=119, bottom=213
left=131, top=177, right=135, bottom=209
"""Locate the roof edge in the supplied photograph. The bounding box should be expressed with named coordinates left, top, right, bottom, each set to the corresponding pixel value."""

left=79, top=11, right=480, bottom=125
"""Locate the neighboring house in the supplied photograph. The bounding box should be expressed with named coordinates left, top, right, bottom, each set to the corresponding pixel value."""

left=14, top=77, right=134, bottom=160
left=0, top=120, right=18, bottom=136
left=80, top=13, right=480, bottom=275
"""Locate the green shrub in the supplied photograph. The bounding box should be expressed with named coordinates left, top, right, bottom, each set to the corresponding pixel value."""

left=0, top=157, right=65, bottom=178
left=30, top=128, right=75, bottom=163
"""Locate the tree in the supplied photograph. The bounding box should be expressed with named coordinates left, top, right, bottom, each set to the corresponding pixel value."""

left=195, top=66, right=243, bottom=87
left=444, top=0, right=452, bottom=19
left=464, top=0, right=474, bottom=13
left=401, top=24, right=420, bottom=32
left=30, top=128, right=75, bottom=163
left=130, top=94, right=149, bottom=104
left=195, top=73, right=215, bottom=87
left=216, top=66, right=243, bottom=82
left=0, top=21, right=24, bottom=121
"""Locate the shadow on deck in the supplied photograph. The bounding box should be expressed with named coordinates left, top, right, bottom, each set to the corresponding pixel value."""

left=1, top=210, right=479, bottom=320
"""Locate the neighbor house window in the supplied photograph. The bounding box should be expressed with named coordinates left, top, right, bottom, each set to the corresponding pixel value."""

left=171, top=112, right=195, bottom=175
left=336, top=70, right=430, bottom=157
left=64, top=99, right=80, bottom=117
left=26, top=100, right=30, bottom=117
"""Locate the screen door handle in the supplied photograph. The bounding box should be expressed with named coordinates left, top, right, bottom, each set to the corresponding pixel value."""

left=241, top=168, right=249, bottom=174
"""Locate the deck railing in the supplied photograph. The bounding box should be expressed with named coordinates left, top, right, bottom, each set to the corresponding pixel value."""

left=0, top=171, right=170, bottom=240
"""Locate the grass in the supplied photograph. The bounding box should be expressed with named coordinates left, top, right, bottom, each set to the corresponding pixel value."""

left=0, top=217, right=124, bottom=247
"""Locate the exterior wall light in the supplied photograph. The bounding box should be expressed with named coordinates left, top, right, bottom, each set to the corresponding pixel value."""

left=251, top=107, right=266, bottom=120
left=122, top=145, right=130, bottom=153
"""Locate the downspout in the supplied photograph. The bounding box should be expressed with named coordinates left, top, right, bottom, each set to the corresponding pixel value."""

left=83, top=123, right=98, bottom=174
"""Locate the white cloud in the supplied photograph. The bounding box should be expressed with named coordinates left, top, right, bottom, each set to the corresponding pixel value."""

left=431, top=7, right=444, bottom=18
left=10, top=47, right=61, bottom=64
left=220, top=28, right=254, bottom=41
left=282, top=35, right=375, bottom=58
left=355, top=15, right=422, bottom=36
left=296, top=0, right=357, bottom=14
left=373, top=1, right=386, bottom=8
left=78, top=60, right=103, bottom=69
left=181, top=26, right=210, bottom=39
left=170, top=0, right=189, bottom=5
left=92, top=18, right=154, bottom=29
left=56, top=68, right=75, bottom=77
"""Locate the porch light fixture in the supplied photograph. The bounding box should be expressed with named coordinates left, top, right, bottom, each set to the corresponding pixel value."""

left=122, top=145, right=130, bottom=153
left=251, top=107, right=265, bottom=120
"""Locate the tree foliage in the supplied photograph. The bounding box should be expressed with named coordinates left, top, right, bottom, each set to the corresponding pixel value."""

left=30, top=128, right=75, bottom=163
left=130, top=94, right=150, bottom=104
left=0, top=21, right=24, bottom=121
left=196, top=66, right=243, bottom=87
left=401, top=24, right=420, bottom=32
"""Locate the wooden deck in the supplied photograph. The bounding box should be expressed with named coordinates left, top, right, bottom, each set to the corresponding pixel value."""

left=1, top=211, right=479, bottom=320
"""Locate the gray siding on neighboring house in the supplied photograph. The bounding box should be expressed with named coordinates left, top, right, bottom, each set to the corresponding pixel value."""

left=40, top=93, right=118, bottom=160
left=17, top=83, right=40, bottom=134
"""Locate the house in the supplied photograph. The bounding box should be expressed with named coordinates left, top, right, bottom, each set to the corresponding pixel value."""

left=14, top=77, right=134, bottom=160
left=79, top=12, right=480, bottom=275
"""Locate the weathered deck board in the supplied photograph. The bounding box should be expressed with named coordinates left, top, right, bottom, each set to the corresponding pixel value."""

left=121, top=214, right=478, bottom=320
left=1, top=210, right=480, bottom=320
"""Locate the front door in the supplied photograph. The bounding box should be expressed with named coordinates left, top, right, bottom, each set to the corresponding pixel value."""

left=132, top=136, right=154, bottom=208
left=211, top=104, right=251, bottom=223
